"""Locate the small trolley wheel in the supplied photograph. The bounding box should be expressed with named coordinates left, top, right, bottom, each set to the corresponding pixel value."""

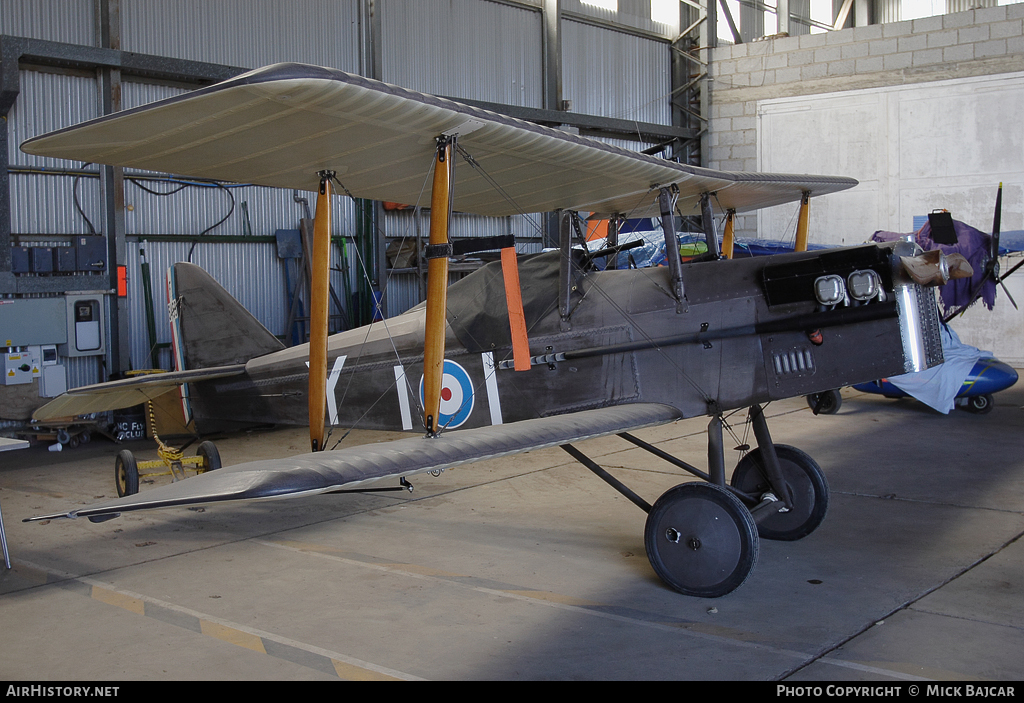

left=965, top=394, right=994, bottom=415
left=806, top=389, right=842, bottom=415
left=115, top=450, right=139, bottom=497
left=196, top=441, right=222, bottom=472
left=731, top=445, right=829, bottom=541
left=644, top=483, right=759, bottom=598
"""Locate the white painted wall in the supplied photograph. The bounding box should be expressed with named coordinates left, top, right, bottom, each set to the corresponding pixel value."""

left=756, top=72, right=1024, bottom=363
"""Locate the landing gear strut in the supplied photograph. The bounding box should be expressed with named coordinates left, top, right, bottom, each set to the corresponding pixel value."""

left=564, top=404, right=830, bottom=598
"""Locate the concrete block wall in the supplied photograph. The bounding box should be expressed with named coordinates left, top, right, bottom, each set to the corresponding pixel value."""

left=708, top=4, right=1024, bottom=236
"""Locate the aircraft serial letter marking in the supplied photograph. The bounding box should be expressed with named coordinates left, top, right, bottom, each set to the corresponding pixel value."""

left=306, top=356, right=347, bottom=425
left=419, top=360, right=474, bottom=429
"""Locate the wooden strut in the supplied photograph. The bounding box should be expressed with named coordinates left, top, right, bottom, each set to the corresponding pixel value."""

left=309, top=171, right=334, bottom=452
left=423, top=137, right=455, bottom=435
left=795, top=191, right=811, bottom=253
left=722, top=209, right=736, bottom=259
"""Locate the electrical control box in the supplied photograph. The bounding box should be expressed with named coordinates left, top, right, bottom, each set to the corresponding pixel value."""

left=0, top=298, right=67, bottom=347
left=11, top=247, right=30, bottom=274
left=3, top=351, right=32, bottom=385
left=39, top=364, right=67, bottom=397
left=54, top=246, right=77, bottom=272
left=59, top=294, right=106, bottom=357
left=75, top=236, right=107, bottom=272
left=30, top=247, right=54, bottom=273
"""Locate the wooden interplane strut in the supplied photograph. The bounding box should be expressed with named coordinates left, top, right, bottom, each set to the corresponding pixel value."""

left=423, top=137, right=455, bottom=435
left=309, top=171, right=333, bottom=452
left=795, top=191, right=811, bottom=253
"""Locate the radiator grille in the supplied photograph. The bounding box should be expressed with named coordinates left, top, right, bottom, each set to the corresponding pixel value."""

left=772, top=348, right=815, bottom=376
left=915, top=286, right=944, bottom=368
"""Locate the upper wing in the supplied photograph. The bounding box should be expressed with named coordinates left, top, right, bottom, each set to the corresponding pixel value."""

left=21, top=63, right=856, bottom=218
left=32, top=365, right=246, bottom=421
left=27, top=403, right=682, bottom=522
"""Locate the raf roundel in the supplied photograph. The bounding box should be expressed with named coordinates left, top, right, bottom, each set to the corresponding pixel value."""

left=419, top=359, right=475, bottom=429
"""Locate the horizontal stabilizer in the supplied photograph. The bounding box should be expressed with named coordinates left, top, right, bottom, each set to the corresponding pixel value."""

left=27, top=403, right=683, bottom=522
left=22, top=63, right=856, bottom=218
left=32, top=365, right=246, bottom=421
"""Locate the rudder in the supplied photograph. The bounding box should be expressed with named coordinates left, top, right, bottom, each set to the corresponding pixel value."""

left=167, top=262, right=285, bottom=371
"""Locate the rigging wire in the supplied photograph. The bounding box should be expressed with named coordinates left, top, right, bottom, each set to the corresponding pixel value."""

left=322, top=165, right=438, bottom=448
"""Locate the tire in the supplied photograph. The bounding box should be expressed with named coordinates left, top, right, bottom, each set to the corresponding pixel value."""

left=965, top=394, right=994, bottom=415
left=731, top=445, right=829, bottom=541
left=115, top=450, right=139, bottom=497
left=196, top=441, right=222, bottom=472
left=806, top=389, right=842, bottom=415
left=645, top=483, right=759, bottom=598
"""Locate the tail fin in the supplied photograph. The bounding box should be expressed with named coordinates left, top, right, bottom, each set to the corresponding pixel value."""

left=167, top=262, right=284, bottom=371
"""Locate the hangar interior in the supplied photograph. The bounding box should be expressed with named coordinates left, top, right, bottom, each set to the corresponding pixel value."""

left=0, top=0, right=1023, bottom=682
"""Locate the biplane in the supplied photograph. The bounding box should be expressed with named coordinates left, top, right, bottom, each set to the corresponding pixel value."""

left=22, top=63, right=967, bottom=597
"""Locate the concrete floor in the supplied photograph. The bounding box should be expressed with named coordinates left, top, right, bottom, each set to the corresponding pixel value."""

left=1, top=382, right=1022, bottom=681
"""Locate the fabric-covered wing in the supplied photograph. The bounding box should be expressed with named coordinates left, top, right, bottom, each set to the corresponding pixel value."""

left=32, top=365, right=246, bottom=421
left=22, top=63, right=856, bottom=218
left=27, top=403, right=682, bottom=522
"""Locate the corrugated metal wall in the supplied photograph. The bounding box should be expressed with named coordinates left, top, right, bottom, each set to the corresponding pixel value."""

left=0, top=0, right=95, bottom=45
left=120, top=0, right=361, bottom=72
left=382, top=0, right=544, bottom=106
left=7, top=71, right=100, bottom=235
left=562, top=18, right=671, bottom=125
left=562, top=0, right=677, bottom=37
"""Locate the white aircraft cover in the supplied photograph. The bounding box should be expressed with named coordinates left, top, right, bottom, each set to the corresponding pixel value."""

left=31, top=365, right=246, bottom=421
left=22, top=63, right=857, bottom=218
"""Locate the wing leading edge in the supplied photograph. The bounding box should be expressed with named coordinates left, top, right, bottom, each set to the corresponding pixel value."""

left=27, top=403, right=683, bottom=523
left=21, top=63, right=856, bottom=218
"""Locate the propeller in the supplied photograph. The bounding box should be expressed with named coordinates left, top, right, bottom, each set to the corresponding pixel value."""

left=942, top=183, right=1017, bottom=322
left=990, top=184, right=1018, bottom=310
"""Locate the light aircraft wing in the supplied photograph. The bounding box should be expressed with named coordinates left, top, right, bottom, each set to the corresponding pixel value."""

left=31, top=365, right=246, bottom=421
left=27, top=403, right=682, bottom=522
left=21, top=63, right=856, bottom=218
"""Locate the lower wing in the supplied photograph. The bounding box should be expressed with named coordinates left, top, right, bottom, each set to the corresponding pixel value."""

left=27, top=403, right=683, bottom=523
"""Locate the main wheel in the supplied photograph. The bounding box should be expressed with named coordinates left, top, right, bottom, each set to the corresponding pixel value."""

left=806, top=389, right=842, bottom=415
left=731, top=445, right=829, bottom=541
left=644, top=483, right=759, bottom=598
left=965, top=394, right=994, bottom=415
left=115, top=450, right=139, bottom=497
left=196, top=441, right=221, bottom=472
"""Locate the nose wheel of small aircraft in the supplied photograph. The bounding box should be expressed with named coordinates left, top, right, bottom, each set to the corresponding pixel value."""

left=964, top=393, right=994, bottom=414
left=730, top=445, right=829, bottom=541
left=644, top=483, right=759, bottom=598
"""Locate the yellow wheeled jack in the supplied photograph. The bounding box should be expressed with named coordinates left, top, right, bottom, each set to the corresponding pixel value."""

left=114, top=399, right=221, bottom=497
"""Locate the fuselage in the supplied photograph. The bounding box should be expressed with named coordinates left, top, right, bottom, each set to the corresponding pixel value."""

left=188, top=245, right=935, bottom=434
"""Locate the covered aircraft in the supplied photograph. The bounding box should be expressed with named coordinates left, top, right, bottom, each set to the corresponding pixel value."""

left=21, top=63, right=964, bottom=597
